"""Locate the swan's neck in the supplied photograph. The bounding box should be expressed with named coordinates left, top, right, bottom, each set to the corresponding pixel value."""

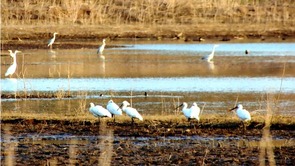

left=211, top=46, right=216, bottom=55
left=12, top=54, right=17, bottom=64
left=122, top=105, right=127, bottom=110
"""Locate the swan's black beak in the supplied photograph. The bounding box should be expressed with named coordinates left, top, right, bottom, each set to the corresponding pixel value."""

left=228, top=106, right=238, bottom=112
left=175, top=104, right=183, bottom=110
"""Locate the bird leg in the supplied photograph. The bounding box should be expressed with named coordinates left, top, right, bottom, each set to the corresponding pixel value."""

left=112, top=114, right=116, bottom=123
left=131, top=117, right=134, bottom=125
left=187, top=118, right=195, bottom=128
left=241, top=121, right=247, bottom=132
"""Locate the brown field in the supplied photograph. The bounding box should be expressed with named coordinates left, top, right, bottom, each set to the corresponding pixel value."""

left=1, top=115, right=295, bottom=165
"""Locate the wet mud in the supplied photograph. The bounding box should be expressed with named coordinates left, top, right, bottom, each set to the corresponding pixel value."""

left=1, top=30, right=294, bottom=51
left=1, top=119, right=295, bottom=165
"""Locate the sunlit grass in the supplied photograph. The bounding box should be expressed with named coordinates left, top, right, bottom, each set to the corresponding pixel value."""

left=1, top=0, right=294, bottom=40
left=2, top=111, right=294, bottom=126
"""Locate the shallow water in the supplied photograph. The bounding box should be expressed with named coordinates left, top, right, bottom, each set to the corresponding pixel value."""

left=1, top=41, right=295, bottom=166
left=1, top=42, right=295, bottom=116
left=1, top=77, right=295, bottom=93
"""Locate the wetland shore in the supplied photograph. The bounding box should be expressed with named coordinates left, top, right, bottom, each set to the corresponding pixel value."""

left=1, top=1, right=295, bottom=164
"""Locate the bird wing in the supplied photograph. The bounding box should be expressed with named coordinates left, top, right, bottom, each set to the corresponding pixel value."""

left=190, top=106, right=200, bottom=119
left=97, top=45, right=105, bottom=54
left=48, top=39, right=53, bottom=46
left=5, top=64, right=16, bottom=76
left=237, top=109, right=251, bottom=121
left=89, top=106, right=99, bottom=117
left=107, top=103, right=122, bottom=115
left=126, top=107, right=143, bottom=121
left=202, top=53, right=213, bottom=61
left=182, top=108, right=191, bottom=119
left=90, top=106, right=112, bottom=118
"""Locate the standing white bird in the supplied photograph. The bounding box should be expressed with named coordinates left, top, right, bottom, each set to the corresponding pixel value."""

left=97, top=39, right=106, bottom=54
left=201, top=44, right=219, bottom=62
left=106, top=100, right=123, bottom=122
left=48, top=32, right=58, bottom=49
left=5, top=50, right=21, bottom=77
left=177, top=102, right=200, bottom=122
left=228, top=104, right=251, bottom=122
left=190, top=102, right=201, bottom=121
left=120, top=101, right=143, bottom=123
left=89, top=103, right=112, bottom=121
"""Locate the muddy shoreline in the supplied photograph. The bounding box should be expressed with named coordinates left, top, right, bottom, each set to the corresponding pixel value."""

left=1, top=119, right=295, bottom=165
left=1, top=25, right=295, bottom=51
left=2, top=119, right=295, bottom=132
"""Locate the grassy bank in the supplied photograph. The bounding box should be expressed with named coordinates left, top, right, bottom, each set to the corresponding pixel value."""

left=2, top=111, right=294, bottom=130
left=1, top=0, right=295, bottom=41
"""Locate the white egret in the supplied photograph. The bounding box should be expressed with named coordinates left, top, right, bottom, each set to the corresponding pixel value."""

left=89, top=103, right=112, bottom=121
left=120, top=101, right=143, bottom=124
left=228, top=104, right=251, bottom=122
left=48, top=32, right=58, bottom=49
left=97, top=39, right=106, bottom=54
left=201, top=44, right=219, bottom=62
left=177, top=102, right=200, bottom=122
left=5, top=50, right=21, bottom=77
left=106, top=100, right=123, bottom=122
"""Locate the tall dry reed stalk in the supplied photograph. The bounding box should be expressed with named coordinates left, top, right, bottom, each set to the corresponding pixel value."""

left=3, top=125, right=18, bottom=166
left=259, top=93, right=276, bottom=166
left=74, top=91, right=88, bottom=115
left=98, top=120, right=114, bottom=166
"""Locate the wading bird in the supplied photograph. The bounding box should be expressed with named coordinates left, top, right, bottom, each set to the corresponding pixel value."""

left=177, top=102, right=200, bottom=122
left=97, top=39, right=106, bottom=54
left=5, top=50, right=21, bottom=77
left=89, top=103, right=112, bottom=121
left=48, top=32, right=58, bottom=49
left=120, top=101, right=143, bottom=124
left=201, top=44, right=219, bottom=62
left=106, top=100, right=123, bottom=122
left=228, top=104, right=251, bottom=122
left=228, top=104, right=251, bottom=129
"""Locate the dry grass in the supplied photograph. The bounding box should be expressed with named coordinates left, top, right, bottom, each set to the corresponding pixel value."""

left=2, top=0, right=294, bottom=25
left=1, top=0, right=295, bottom=40
left=1, top=111, right=294, bottom=126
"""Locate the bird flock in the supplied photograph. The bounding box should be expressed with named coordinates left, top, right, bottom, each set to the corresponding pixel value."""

left=89, top=99, right=251, bottom=125
left=4, top=32, right=106, bottom=78
left=89, top=100, right=143, bottom=124
left=4, top=32, right=217, bottom=78
left=4, top=32, right=252, bottom=125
